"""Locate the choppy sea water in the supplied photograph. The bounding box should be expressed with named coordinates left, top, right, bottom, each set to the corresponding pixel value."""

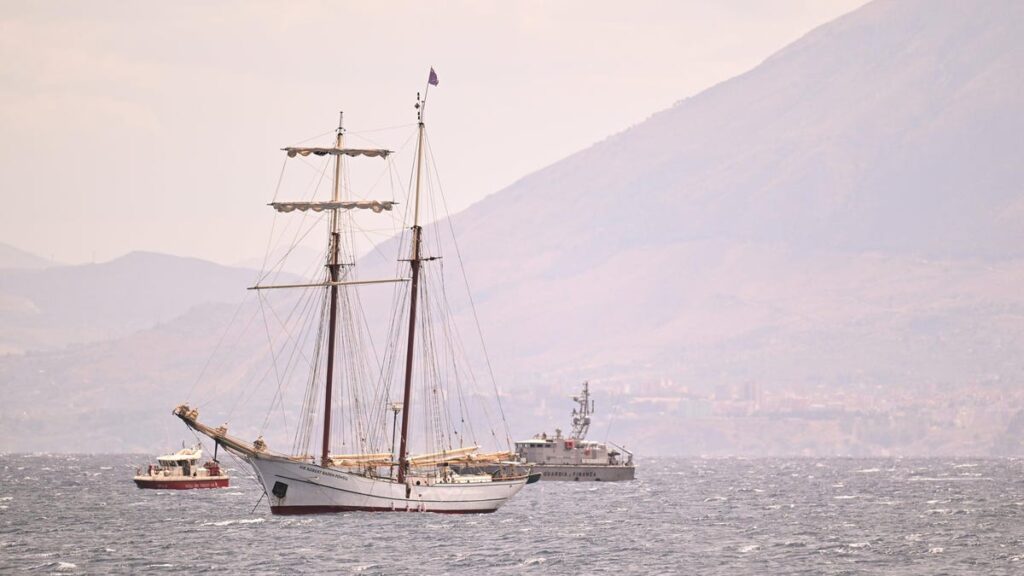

left=2, top=455, right=1024, bottom=574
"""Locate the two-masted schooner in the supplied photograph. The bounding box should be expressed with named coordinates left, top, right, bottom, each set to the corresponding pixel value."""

left=175, top=73, right=530, bottom=514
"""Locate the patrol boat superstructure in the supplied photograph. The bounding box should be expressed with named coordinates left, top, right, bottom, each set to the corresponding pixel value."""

left=514, top=382, right=634, bottom=481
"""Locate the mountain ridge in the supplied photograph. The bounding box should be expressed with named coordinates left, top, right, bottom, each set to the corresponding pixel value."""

left=443, top=0, right=1023, bottom=269
left=0, top=241, right=56, bottom=270
left=0, top=250, right=265, bottom=355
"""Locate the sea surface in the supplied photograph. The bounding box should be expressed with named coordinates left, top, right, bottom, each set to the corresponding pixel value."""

left=2, top=455, right=1023, bottom=575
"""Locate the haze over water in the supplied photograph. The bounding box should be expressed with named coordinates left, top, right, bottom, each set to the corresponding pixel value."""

left=3, top=455, right=1023, bottom=574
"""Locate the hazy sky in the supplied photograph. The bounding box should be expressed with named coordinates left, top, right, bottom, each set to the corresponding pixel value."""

left=0, top=0, right=867, bottom=266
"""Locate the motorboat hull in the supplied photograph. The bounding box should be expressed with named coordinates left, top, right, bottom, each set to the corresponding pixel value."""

left=133, top=476, right=229, bottom=489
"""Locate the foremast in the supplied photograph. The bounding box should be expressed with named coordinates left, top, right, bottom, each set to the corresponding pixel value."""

left=321, top=113, right=345, bottom=467
left=237, top=114, right=398, bottom=466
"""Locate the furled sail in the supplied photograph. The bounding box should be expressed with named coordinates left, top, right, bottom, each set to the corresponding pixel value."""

left=329, top=453, right=394, bottom=468
left=407, top=446, right=481, bottom=466
left=270, top=200, right=396, bottom=213
left=408, top=450, right=514, bottom=467
left=283, top=147, right=391, bottom=158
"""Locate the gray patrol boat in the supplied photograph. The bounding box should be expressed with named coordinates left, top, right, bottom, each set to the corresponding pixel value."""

left=513, top=382, right=635, bottom=482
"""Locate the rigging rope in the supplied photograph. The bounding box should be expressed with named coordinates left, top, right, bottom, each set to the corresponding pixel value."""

left=185, top=291, right=251, bottom=404
left=425, top=131, right=514, bottom=449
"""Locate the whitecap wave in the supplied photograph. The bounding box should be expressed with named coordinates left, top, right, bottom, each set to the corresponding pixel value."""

left=203, top=518, right=265, bottom=527
left=739, top=544, right=760, bottom=553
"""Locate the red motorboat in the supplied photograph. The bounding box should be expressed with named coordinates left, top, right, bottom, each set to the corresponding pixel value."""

left=134, top=445, right=229, bottom=489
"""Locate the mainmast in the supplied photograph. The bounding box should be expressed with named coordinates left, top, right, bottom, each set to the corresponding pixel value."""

left=397, top=92, right=428, bottom=484
left=321, top=112, right=345, bottom=467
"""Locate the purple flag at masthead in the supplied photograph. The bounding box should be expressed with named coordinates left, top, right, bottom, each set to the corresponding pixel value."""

left=428, top=68, right=439, bottom=86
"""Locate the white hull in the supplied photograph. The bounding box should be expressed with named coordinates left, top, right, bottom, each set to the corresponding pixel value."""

left=246, top=455, right=527, bottom=514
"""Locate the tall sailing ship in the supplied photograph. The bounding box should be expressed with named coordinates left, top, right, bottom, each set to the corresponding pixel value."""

left=175, top=73, right=531, bottom=514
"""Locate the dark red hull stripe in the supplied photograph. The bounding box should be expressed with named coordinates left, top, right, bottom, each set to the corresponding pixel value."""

left=134, top=479, right=229, bottom=490
left=270, top=505, right=497, bottom=515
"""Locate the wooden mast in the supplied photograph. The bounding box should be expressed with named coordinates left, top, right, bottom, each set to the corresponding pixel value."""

left=321, top=112, right=345, bottom=467
left=397, top=94, right=428, bottom=484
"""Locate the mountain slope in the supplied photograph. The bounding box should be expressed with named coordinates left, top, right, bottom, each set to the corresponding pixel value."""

left=0, top=301, right=284, bottom=452
left=449, top=0, right=1023, bottom=289
left=0, top=251, right=260, bottom=354
left=0, top=242, right=55, bottom=269
left=421, top=0, right=1023, bottom=344
left=361, top=0, right=1024, bottom=454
